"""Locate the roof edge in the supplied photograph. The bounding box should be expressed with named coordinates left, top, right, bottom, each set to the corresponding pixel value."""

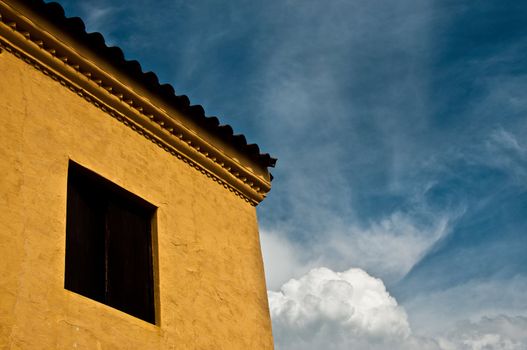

left=17, top=0, right=276, bottom=171
left=0, top=0, right=272, bottom=205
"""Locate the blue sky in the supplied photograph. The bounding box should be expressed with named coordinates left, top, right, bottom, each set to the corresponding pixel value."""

left=56, top=0, right=527, bottom=348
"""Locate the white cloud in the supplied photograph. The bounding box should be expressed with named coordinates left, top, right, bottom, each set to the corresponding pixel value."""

left=268, top=267, right=420, bottom=350
left=268, top=267, right=527, bottom=350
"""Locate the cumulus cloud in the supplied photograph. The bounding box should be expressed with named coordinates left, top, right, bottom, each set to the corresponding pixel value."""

left=268, top=267, right=527, bottom=350
left=269, top=267, right=423, bottom=350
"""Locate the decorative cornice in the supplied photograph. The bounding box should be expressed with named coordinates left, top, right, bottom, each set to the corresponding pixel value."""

left=0, top=0, right=272, bottom=206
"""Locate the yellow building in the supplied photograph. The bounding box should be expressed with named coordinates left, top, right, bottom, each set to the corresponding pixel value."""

left=0, top=0, right=276, bottom=348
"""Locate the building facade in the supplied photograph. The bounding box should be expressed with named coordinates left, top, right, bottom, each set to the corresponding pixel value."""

left=0, top=0, right=275, bottom=348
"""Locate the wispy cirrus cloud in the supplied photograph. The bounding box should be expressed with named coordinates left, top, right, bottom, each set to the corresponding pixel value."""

left=261, top=208, right=455, bottom=290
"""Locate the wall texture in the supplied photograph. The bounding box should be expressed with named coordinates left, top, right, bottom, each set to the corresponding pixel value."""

left=0, top=49, right=274, bottom=349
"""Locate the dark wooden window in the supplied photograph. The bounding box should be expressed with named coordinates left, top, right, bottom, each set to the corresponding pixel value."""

left=65, top=161, right=156, bottom=324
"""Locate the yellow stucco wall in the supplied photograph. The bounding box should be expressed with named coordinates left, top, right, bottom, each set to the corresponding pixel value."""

left=0, top=49, right=273, bottom=349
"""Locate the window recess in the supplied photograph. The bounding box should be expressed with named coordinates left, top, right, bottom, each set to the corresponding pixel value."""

left=65, top=161, right=156, bottom=324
